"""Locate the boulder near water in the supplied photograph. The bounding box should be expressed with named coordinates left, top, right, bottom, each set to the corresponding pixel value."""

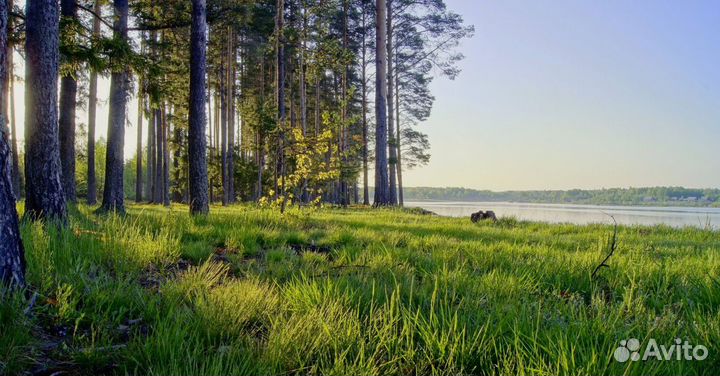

left=471, top=210, right=497, bottom=223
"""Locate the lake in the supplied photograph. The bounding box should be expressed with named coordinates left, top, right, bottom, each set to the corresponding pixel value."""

left=404, top=201, right=720, bottom=229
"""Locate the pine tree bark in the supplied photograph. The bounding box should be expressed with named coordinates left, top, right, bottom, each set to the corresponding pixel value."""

left=59, top=0, right=77, bottom=203
left=59, top=74, right=77, bottom=202
left=172, top=122, right=183, bottom=202
left=276, top=0, right=286, bottom=213
left=135, top=76, right=143, bottom=202
left=161, top=106, right=170, bottom=206
left=8, top=43, right=19, bottom=199
left=0, top=4, right=6, bottom=158
left=220, top=52, right=228, bottom=206
left=0, top=126, right=23, bottom=286
left=170, top=126, right=184, bottom=203
left=386, top=0, right=398, bottom=205
left=255, top=57, right=266, bottom=202
left=340, top=0, right=349, bottom=206
left=227, top=30, right=235, bottom=204
left=99, top=0, right=129, bottom=213
left=188, top=0, right=209, bottom=215
left=153, top=108, right=162, bottom=203
left=210, top=89, right=217, bottom=203
left=395, top=78, right=404, bottom=206
left=299, top=7, right=308, bottom=203
left=146, top=105, right=155, bottom=201
left=314, top=78, right=320, bottom=136
left=87, top=0, right=101, bottom=205
left=207, top=87, right=212, bottom=147
left=0, top=0, right=25, bottom=287
left=214, top=90, right=220, bottom=152
left=255, top=131, right=263, bottom=201
left=24, top=0, right=67, bottom=221
left=239, top=38, right=247, bottom=162
left=374, top=0, right=390, bottom=206
left=361, top=0, right=369, bottom=205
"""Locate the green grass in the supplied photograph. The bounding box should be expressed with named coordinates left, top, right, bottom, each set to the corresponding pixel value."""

left=1, top=203, right=719, bottom=375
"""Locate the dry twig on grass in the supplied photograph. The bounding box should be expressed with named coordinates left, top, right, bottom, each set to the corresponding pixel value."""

left=592, top=213, right=618, bottom=280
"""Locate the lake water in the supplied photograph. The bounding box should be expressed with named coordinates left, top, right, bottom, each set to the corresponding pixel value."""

left=405, top=201, right=720, bottom=229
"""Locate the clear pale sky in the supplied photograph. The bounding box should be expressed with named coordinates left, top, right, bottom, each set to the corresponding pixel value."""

left=402, top=0, right=720, bottom=191
left=9, top=0, right=720, bottom=191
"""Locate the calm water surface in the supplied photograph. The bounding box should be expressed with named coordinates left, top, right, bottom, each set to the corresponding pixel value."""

left=405, top=201, right=720, bottom=229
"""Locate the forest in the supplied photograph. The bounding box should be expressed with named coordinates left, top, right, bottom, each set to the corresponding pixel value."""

left=0, top=0, right=471, bottom=283
left=1, top=1, right=718, bottom=376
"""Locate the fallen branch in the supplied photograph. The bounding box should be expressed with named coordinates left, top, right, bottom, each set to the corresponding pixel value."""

left=591, top=213, right=618, bottom=280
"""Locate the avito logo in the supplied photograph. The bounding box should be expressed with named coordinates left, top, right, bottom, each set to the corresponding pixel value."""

left=614, top=338, right=708, bottom=362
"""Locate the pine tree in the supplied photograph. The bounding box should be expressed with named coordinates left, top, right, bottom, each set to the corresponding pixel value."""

left=86, top=0, right=101, bottom=205
left=99, top=0, right=129, bottom=213
left=24, top=0, right=67, bottom=221
left=59, top=0, right=78, bottom=202
left=188, top=0, right=209, bottom=215
left=0, top=0, right=25, bottom=287
left=373, top=0, right=390, bottom=206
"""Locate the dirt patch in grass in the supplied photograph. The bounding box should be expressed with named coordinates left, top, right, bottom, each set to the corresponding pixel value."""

left=139, top=259, right=194, bottom=292
left=287, top=242, right=334, bottom=258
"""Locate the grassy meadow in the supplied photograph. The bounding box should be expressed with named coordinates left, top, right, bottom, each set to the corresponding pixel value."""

left=1, top=203, right=719, bottom=375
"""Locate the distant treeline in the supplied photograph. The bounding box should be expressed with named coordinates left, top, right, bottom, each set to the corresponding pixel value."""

left=401, top=187, right=720, bottom=207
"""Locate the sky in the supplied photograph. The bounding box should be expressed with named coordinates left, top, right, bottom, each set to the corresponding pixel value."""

left=402, top=0, right=720, bottom=190
left=9, top=0, right=720, bottom=192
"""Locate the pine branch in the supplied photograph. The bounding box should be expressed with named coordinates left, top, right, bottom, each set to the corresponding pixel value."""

left=77, top=3, right=114, bottom=30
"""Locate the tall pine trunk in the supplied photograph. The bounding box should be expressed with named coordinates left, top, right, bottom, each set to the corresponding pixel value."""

left=238, top=38, right=247, bottom=163
left=209, top=88, right=216, bottom=203
left=214, top=90, right=220, bottom=153
left=162, top=106, right=170, bottom=206
left=373, top=0, right=390, bottom=206
left=8, top=43, right=19, bottom=199
left=386, top=0, right=397, bottom=205
left=59, top=0, right=77, bottom=203
left=395, top=78, right=404, bottom=206
left=0, top=117, right=23, bottom=286
left=314, top=78, right=320, bottom=136
left=361, top=0, right=369, bottom=205
left=24, top=0, right=67, bottom=221
left=299, top=6, right=308, bottom=203
left=172, top=121, right=183, bottom=202
left=99, top=0, right=129, bottom=213
left=340, top=0, right=349, bottom=206
left=227, top=30, right=235, bottom=204
left=0, top=0, right=25, bottom=287
left=220, top=52, right=228, bottom=206
left=186, top=0, right=209, bottom=215
left=87, top=0, right=101, bottom=205
left=276, top=0, right=286, bottom=213
left=153, top=108, right=162, bottom=203
left=255, top=57, right=266, bottom=202
left=136, top=76, right=143, bottom=202
left=146, top=104, right=155, bottom=201
left=255, top=131, right=263, bottom=201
